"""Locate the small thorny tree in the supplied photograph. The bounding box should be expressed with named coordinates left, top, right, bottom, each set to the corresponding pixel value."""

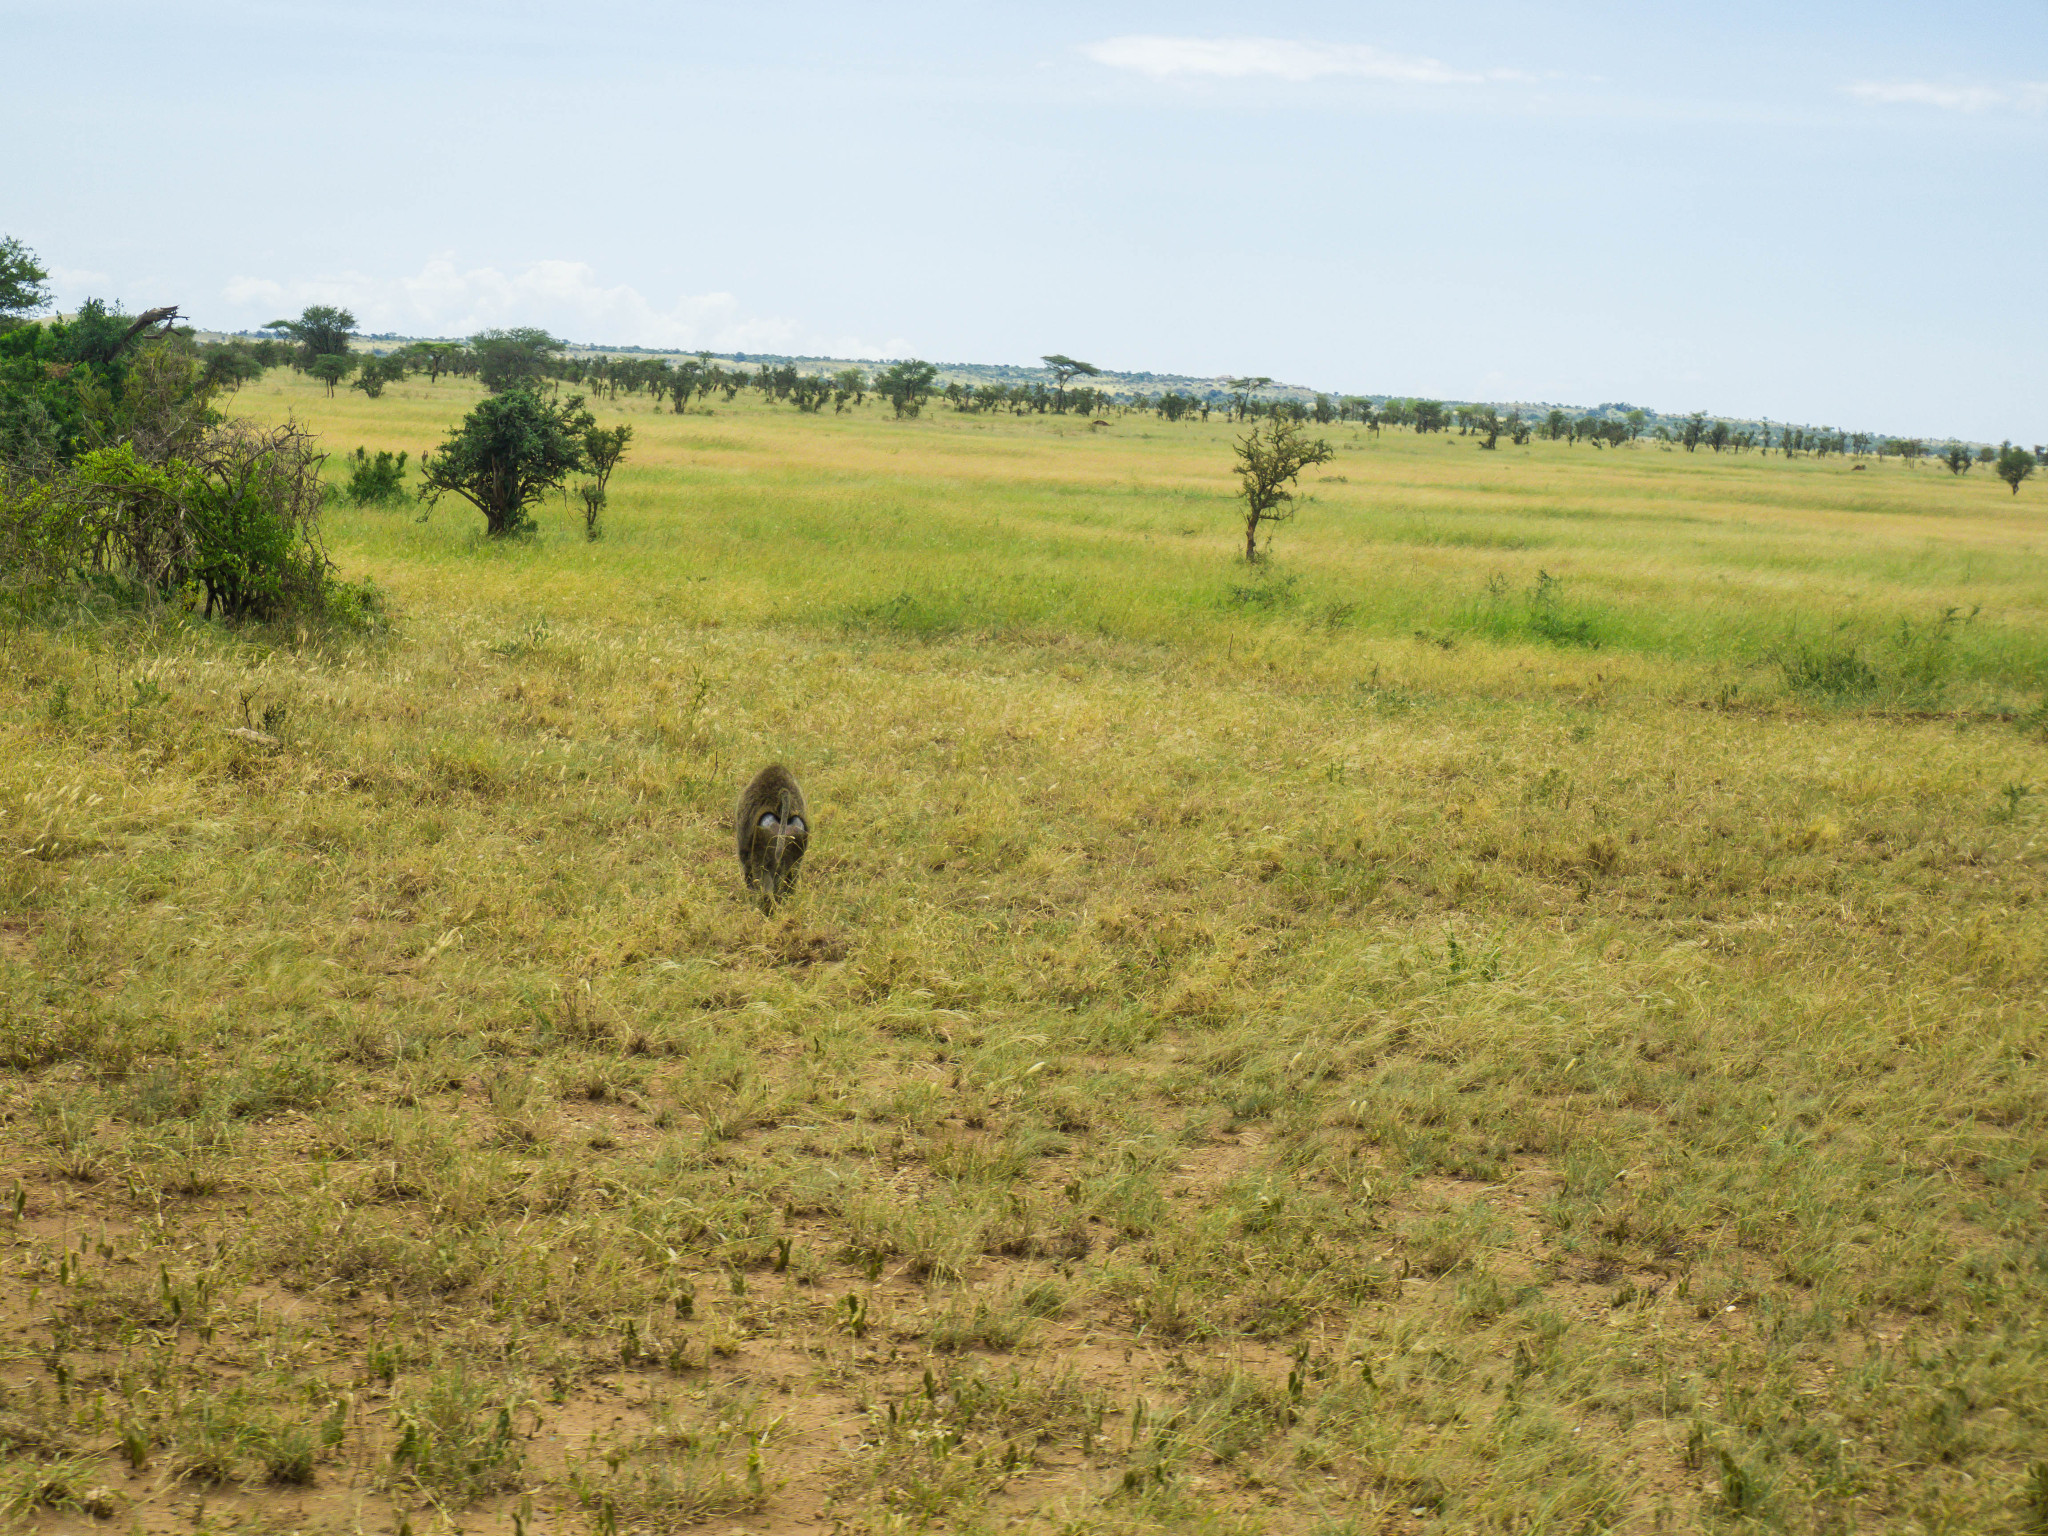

left=576, top=422, right=632, bottom=541
left=1232, top=415, right=1333, bottom=562
left=419, top=390, right=594, bottom=537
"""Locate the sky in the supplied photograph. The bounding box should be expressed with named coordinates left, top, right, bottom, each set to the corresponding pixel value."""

left=6, top=1, right=2044, bottom=441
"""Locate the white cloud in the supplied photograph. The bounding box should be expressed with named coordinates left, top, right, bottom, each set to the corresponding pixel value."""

left=220, top=257, right=911, bottom=356
left=48, top=265, right=112, bottom=294
left=1079, top=35, right=1512, bottom=86
left=1845, top=79, right=2047, bottom=113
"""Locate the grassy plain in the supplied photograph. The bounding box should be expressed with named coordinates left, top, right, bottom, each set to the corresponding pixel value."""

left=1, top=369, right=2044, bottom=1535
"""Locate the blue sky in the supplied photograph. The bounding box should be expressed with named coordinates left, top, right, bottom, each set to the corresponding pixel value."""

left=6, top=1, right=2043, bottom=440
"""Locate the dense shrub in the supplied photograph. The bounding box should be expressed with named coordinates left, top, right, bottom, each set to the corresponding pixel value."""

left=344, top=448, right=410, bottom=506
left=2, top=418, right=352, bottom=622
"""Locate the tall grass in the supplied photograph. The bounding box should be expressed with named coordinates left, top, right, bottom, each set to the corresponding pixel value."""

left=306, top=370, right=2048, bottom=705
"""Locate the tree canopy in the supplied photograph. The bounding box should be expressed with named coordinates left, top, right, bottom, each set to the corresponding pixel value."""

left=1042, top=354, right=1102, bottom=411
left=1, top=295, right=196, bottom=464
left=265, top=305, right=356, bottom=362
left=471, top=328, right=567, bottom=394
left=1995, top=444, right=2036, bottom=496
left=875, top=360, right=938, bottom=418
left=0, top=236, right=53, bottom=329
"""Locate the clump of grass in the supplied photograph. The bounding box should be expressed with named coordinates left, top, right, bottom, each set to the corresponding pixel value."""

left=1775, top=604, right=1979, bottom=704
left=1465, top=568, right=1611, bottom=649
left=385, top=1365, right=529, bottom=1503
left=566, top=1390, right=771, bottom=1530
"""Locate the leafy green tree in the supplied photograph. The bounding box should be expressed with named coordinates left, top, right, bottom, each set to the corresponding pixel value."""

left=875, top=360, right=938, bottom=418
left=419, top=390, right=594, bottom=537
left=1041, top=354, right=1103, bottom=413
left=1, top=297, right=198, bottom=464
left=1941, top=443, right=1973, bottom=476
left=1413, top=400, right=1448, bottom=434
left=670, top=358, right=704, bottom=413
left=1232, top=416, right=1333, bottom=562
left=0, top=237, right=53, bottom=329
left=1995, top=443, right=2035, bottom=496
left=265, top=306, right=356, bottom=363
left=574, top=421, right=629, bottom=540
left=470, top=328, right=566, bottom=394
left=401, top=342, right=465, bottom=383
left=197, top=340, right=267, bottom=393
left=583, top=421, right=631, bottom=493
left=351, top=354, right=408, bottom=399
left=790, top=374, right=835, bottom=413
left=308, top=353, right=355, bottom=397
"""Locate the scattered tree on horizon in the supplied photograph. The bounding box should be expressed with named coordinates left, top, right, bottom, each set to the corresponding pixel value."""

left=307, top=353, right=355, bottom=397
left=1232, top=415, right=1333, bottom=563
left=402, top=341, right=466, bottom=383
left=351, top=353, right=408, bottom=399
left=1042, top=354, right=1103, bottom=413
left=1942, top=443, right=1974, bottom=476
left=875, top=359, right=938, bottom=418
left=1995, top=443, right=2035, bottom=496
left=264, top=305, right=356, bottom=363
left=1226, top=376, right=1273, bottom=422
left=471, top=328, right=567, bottom=394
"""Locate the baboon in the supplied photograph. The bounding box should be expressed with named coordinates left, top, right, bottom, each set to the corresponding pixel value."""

left=735, top=765, right=808, bottom=912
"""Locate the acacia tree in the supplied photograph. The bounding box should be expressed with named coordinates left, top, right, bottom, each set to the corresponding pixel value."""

left=402, top=342, right=465, bottom=383
left=419, top=390, right=594, bottom=536
left=471, top=328, right=566, bottom=393
left=1226, top=376, right=1273, bottom=421
left=1941, top=443, right=1974, bottom=476
left=265, top=306, right=356, bottom=363
left=1232, top=416, right=1333, bottom=562
left=1042, top=354, right=1102, bottom=413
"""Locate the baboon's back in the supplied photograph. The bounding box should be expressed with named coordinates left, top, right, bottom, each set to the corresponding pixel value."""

left=736, top=765, right=808, bottom=910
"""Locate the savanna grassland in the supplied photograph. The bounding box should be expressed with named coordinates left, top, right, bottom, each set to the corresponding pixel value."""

left=2, top=368, right=2045, bottom=1536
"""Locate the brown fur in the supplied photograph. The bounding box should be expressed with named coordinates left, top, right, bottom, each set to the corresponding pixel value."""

left=735, top=765, right=808, bottom=912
